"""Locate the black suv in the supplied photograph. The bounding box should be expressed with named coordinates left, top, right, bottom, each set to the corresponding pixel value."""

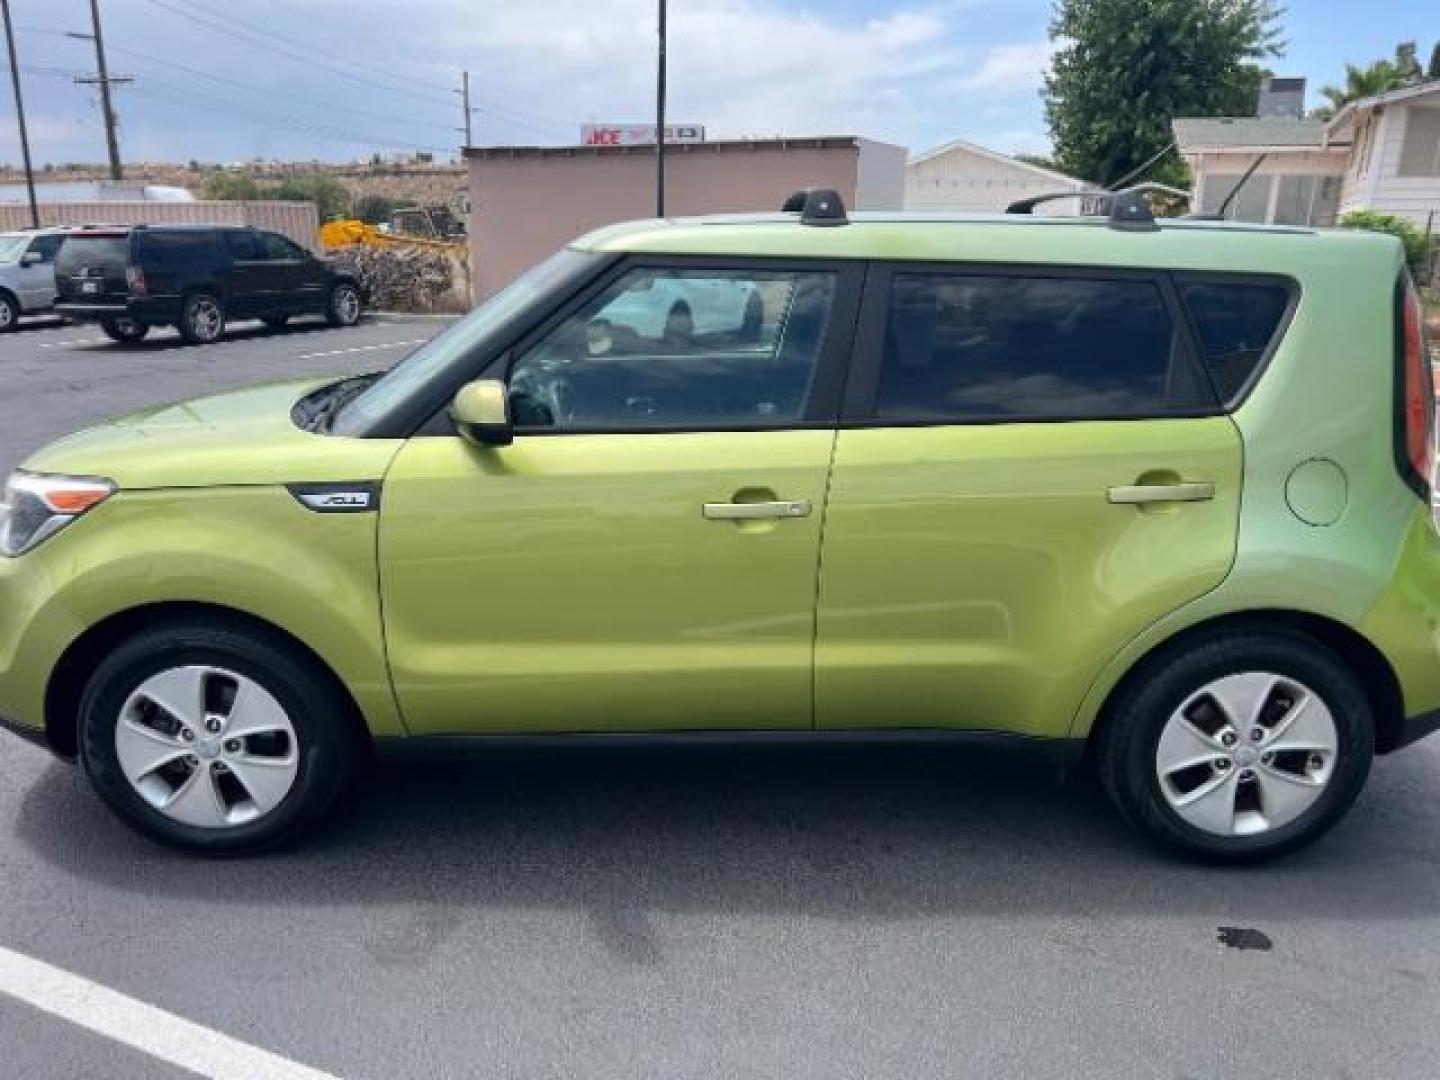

left=54, top=224, right=364, bottom=345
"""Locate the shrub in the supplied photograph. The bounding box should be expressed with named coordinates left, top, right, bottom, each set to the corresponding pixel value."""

left=1340, top=210, right=1432, bottom=274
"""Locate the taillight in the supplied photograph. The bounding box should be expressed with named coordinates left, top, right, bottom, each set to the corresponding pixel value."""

left=125, top=264, right=146, bottom=295
left=1398, top=277, right=1434, bottom=499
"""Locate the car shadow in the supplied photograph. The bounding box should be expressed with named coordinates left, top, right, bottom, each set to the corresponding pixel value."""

left=18, top=738, right=1440, bottom=933
left=72, top=317, right=374, bottom=352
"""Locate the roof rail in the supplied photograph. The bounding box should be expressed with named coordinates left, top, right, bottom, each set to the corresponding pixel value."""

left=781, top=188, right=848, bottom=227
left=1006, top=186, right=1170, bottom=231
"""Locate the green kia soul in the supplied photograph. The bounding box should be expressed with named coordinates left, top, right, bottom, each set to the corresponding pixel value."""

left=1, top=190, right=1436, bottom=861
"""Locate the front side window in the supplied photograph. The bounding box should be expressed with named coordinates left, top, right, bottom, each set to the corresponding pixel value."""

left=223, top=231, right=262, bottom=260
left=259, top=232, right=306, bottom=260
left=873, top=273, right=1211, bottom=422
left=27, top=234, right=64, bottom=262
left=508, top=267, right=837, bottom=430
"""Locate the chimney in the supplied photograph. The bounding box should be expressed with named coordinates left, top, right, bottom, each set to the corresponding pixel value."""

left=1257, top=76, right=1306, bottom=119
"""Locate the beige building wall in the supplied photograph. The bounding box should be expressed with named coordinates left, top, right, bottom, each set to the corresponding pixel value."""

left=0, top=200, right=321, bottom=251
left=465, top=137, right=904, bottom=300
left=1339, top=96, right=1440, bottom=228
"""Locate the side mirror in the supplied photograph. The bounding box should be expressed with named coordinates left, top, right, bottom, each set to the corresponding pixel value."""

left=20, top=251, right=42, bottom=267
left=451, top=379, right=513, bottom=447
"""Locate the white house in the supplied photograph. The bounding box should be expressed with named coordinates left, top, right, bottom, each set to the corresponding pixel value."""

left=904, top=139, right=1092, bottom=215
left=1174, top=78, right=1440, bottom=231
left=1328, top=80, right=1440, bottom=229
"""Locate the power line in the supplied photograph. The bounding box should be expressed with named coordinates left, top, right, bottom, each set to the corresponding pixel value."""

left=139, top=0, right=456, bottom=108
left=177, top=0, right=457, bottom=98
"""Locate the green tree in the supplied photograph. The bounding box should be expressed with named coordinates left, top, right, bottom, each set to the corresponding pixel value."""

left=351, top=193, right=399, bottom=225
left=1044, top=0, right=1283, bottom=188
left=1319, top=41, right=1427, bottom=118
left=202, top=171, right=260, bottom=200
left=1340, top=210, right=1431, bottom=274
left=269, top=175, right=352, bottom=221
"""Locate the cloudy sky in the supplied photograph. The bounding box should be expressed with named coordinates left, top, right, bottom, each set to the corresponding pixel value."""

left=2, top=0, right=1437, bottom=167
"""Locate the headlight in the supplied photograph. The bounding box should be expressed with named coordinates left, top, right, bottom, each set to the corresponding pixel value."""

left=0, top=472, right=115, bottom=557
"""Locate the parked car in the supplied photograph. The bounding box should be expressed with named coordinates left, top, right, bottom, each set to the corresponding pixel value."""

left=2, top=190, right=1436, bottom=862
left=53, top=224, right=363, bottom=345
left=0, top=228, right=70, bottom=330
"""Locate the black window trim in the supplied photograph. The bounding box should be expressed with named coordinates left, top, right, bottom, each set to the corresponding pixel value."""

left=841, top=260, right=1240, bottom=428
left=416, top=253, right=866, bottom=437
left=1170, top=270, right=1302, bottom=411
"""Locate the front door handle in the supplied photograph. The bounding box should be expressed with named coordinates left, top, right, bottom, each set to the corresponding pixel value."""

left=1106, top=482, right=1215, bottom=505
left=702, top=499, right=812, bottom=521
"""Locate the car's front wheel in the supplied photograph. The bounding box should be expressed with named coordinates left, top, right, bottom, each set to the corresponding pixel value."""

left=100, top=316, right=149, bottom=344
left=178, top=292, right=226, bottom=345
left=1098, top=630, right=1374, bottom=863
left=324, top=282, right=361, bottom=327
left=78, top=618, right=358, bottom=853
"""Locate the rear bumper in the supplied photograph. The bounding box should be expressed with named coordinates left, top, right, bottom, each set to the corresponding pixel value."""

left=56, top=297, right=182, bottom=325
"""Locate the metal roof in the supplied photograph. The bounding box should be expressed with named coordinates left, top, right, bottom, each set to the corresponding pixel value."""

left=1172, top=117, right=1338, bottom=151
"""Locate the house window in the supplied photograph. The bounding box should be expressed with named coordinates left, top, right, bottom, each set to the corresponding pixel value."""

left=1201, top=174, right=1273, bottom=223
left=1398, top=107, right=1440, bottom=177
left=1273, top=175, right=1343, bottom=226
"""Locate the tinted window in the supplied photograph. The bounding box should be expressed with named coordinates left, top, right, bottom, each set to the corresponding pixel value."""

left=1180, top=282, right=1292, bottom=403
left=27, top=234, right=64, bottom=262
left=258, top=232, right=306, bottom=260
left=55, top=235, right=131, bottom=274
left=509, top=267, right=836, bottom=429
left=223, top=231, right=262, bottom=260
left=874, top=273, right=1210, bottom=421
left=136, top=231, right=218, bottom=261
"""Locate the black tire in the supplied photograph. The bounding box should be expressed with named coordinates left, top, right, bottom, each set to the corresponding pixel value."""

left=1097, top=630, right=1374, bottom=863
left=261, top=314, right=290, bottom=331
left=0, top=291, right=18, bottom=332
left=324, top=281, right=362, bottom=327
left=178, top=292, right=226, bottom=345
left=99, top=316, right=150, bottom=344
left=78, top=618, right=359, bottom=853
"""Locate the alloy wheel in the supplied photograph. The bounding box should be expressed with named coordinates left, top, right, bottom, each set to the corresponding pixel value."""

left=1154, top=671, right=1337, bottom=837
left=333, top=286, right=360, bottom=325
left=189, top=298, right=223, bottom=341
left=0, top=299, right=14, bottom=329
left=114, top=665, right=300, bottom=829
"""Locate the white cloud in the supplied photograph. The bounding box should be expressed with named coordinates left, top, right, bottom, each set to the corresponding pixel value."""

left=955, top=41, right=1055, bottom=93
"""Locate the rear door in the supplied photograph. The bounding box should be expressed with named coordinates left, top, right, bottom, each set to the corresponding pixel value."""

left=220, top=230, right=272, bottom=317
left=814, top=263, right=1245, bottom=737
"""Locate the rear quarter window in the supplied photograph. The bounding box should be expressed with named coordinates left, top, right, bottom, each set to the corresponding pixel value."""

left=1179, top=280, right=1294, bottom=405
left=135, top=231, right=220, bottom=263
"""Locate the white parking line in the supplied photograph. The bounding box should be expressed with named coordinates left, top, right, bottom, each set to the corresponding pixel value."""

left=294, top=338, right=429, bottom=361
left=0, top=945, right=339, bottom=1080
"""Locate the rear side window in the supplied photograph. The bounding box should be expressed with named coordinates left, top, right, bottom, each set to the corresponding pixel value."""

left=1179, top=281, right=1292, bottom=404
left=135, top=231, right=218, bottom=262
left=873, top=272, right=1213, bottom=422
left=223, top=231, right=262, bottom=260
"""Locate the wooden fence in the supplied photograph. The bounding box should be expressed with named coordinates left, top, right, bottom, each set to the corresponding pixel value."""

left=0, top=201, right=321, bottom=252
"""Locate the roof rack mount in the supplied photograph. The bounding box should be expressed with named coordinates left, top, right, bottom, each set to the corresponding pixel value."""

left=1005, top=188, right=1159, bottom=232
left=781, top=188, right=848, bottom=227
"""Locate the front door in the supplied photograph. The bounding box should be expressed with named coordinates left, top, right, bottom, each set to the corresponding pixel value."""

left=221, top=230, right=273, bottom=318
left=16, top=233, right=63, bottom=310
left=815, top=264, right=1244, bottom=737
left=257, top=231, right=324, bottom=314
left=380, top=259, right=860, bottom=734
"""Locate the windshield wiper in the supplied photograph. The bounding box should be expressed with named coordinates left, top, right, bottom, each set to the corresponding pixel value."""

left=304, top=374, right=381, bottom=434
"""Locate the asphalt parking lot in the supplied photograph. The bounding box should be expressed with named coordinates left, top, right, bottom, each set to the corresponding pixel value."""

left=3, top=314, right=1440, bottom=1078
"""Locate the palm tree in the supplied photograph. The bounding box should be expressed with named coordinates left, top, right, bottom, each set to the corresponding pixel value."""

left=1317, top=41, right=1429, bottom=119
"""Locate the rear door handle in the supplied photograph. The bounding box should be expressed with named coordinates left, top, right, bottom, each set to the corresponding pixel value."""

left=702, top=500, right=812, bottom=521
left=1106, top=482, right=1215, bottom=505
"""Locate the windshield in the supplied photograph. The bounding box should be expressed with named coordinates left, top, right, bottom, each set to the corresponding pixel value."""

left=332, top=247, right=601, bottom=436
left=0, top=234, right=30, bottom=262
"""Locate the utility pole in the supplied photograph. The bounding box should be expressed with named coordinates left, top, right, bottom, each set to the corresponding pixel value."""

left=1, top=0, right=39, bottom=228
left=457, top=70, right=474, bottom=147
left=71, top=0, right=129, bottom=181
left=655, top=0, right=666, bottom=217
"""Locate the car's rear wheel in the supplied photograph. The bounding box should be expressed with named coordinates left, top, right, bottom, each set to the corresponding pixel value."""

left=261, top=314, right=290, bottom=331
left=1098, top=631, right=1373, bottom=863
left=99, top=316, right=149, bottom=344
left=78, top=619, right=358, bottom=853
left=178, top=292, right=225, bottom=345
left=0, top=292, right=18, bottom=332
left=324, top=282, right=361, bottom=327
